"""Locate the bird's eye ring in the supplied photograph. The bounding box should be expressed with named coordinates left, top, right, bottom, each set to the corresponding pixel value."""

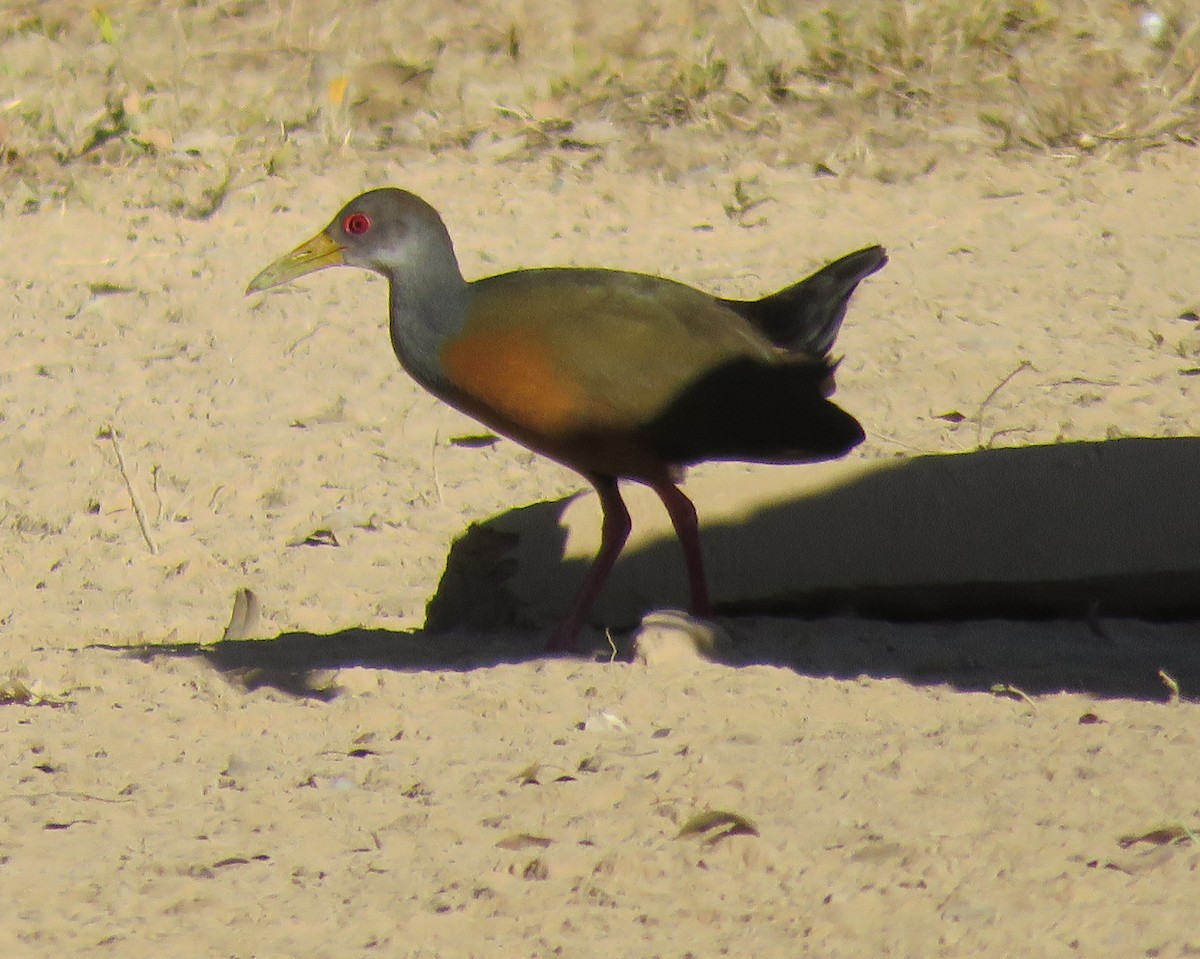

left=344, top=212, right=372, bottom=235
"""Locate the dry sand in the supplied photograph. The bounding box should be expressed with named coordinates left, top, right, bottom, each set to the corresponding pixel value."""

left=2, top=2, right=1199, bottom=956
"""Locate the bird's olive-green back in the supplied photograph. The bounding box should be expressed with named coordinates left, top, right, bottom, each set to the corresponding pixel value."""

left=453, top=267, right=776, bottom=435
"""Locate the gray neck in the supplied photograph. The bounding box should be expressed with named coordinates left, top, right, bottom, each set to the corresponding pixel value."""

left=385, top=259, right=468, bottom=397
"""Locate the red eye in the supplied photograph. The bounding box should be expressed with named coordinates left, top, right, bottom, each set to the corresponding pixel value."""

left=344, top=212, right=371, bottom=235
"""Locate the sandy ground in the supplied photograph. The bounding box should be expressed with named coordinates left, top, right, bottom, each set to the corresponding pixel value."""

left=3, top=3, right=1200, bottom=956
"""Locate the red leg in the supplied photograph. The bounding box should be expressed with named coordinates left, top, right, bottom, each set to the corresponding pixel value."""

left=546, top=475, right=631, bottom=652
left=650, top=481, right=713, bottom=618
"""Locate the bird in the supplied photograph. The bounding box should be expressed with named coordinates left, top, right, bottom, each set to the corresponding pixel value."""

left=246, top=188, right=886, bottom=651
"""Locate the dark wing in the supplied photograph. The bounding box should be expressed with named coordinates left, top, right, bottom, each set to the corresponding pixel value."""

left=636, top=355, right=865, bottom=467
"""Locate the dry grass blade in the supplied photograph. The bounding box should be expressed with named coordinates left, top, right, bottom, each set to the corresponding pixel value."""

left=990, top=683, right=1037, bottom=710
left=1158, top=668, right=1182, bottom=704
left=514, top=763, right=543, bottom=785
left=495, top=834, right=553, bottom=850
left=98, top=425, right=158, bottom=556
left=973, top=360, right=1033, bottom=448
left=677, top=809, right=760, bottom=844
left=221, top=588, right=261, bottom=643
left=0, top=673, right=70, bottom=708
left=0, top=675, right=35, bottom=705
left=1118, top=824, right=1197, bottom=848
left=287, top=529, right=340, bottom=548
left=448, top=433, right=499, bottom=449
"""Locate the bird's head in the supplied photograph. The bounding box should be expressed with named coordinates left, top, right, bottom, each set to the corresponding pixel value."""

left=246, top=188, right=460, bottom=295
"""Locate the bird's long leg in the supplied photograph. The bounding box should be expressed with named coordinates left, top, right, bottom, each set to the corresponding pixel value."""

left=546, top=474, right=631, bottom=652
left=650, top=481, right=713, bottom=618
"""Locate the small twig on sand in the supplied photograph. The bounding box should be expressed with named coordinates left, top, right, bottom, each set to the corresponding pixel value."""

left=974, top=360, right=1033, bottom=448
left=605, top=628, right=619, bottom=664
left=100, top=425, right=159, bottom=555
left=285, top=321, right=327, bottom=356
left=150, top=464, right=164, bottom=524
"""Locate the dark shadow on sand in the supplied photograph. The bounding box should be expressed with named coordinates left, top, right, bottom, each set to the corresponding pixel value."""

left=127, top=436, right=1200, bottom=702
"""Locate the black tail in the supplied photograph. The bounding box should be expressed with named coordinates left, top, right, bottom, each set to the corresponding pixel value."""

left=722, top=245, right=887, bottom=357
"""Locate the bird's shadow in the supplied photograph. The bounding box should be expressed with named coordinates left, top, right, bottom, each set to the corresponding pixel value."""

left=128, top=436, right=1200, bottom=703
left=125, top=625, right=540, bottom=701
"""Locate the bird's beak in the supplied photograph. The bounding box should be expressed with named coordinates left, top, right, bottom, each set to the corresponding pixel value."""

left=245, top=229, right=345, bottom=295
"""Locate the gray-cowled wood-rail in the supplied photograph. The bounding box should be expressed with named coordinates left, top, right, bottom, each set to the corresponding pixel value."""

left=247, top=189, right=885, bottom=650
